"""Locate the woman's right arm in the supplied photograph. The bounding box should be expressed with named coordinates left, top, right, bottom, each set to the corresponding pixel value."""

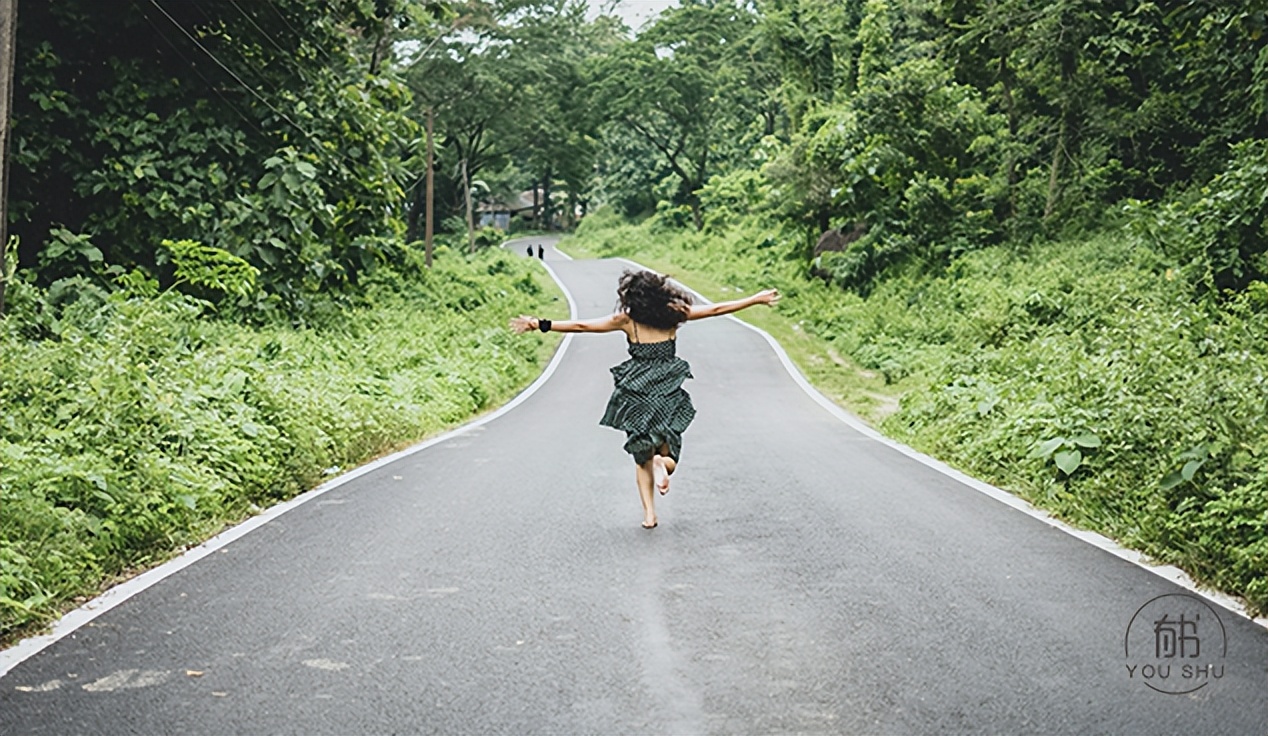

left=686, top=289, right=780, bottom=320
left=510, top=312, right=630, bottom=334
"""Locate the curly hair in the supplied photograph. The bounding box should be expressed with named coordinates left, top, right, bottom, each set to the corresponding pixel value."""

left=616, top=269, right=693, bottom=330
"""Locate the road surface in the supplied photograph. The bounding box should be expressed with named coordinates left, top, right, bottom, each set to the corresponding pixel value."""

left=2, top=238, right=1265, bottom=734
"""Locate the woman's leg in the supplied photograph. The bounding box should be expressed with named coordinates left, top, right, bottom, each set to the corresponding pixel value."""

left=635, top=460, right=657, bottom=528
left=652, top=443, right=676, bottom=495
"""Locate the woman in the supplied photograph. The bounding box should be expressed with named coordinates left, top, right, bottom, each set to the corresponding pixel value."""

left=512, top=270, right=780, bottom=529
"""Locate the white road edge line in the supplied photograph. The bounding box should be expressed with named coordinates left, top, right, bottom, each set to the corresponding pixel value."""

left=613, top=257, right=1268, bottom=631
left=0, top=247, right=580, bottom=678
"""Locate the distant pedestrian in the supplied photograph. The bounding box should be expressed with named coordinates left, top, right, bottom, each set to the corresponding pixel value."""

left=526, top=245, right=533, bottom=257
left=537, top=244, right=544, bottom=259
left=512, top=270, right=779, bottom=529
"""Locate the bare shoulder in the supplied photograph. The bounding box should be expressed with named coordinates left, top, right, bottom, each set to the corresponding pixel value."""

left=576, top=311, right=630, bottom=334
left=610, top=311, right=633, bottom=337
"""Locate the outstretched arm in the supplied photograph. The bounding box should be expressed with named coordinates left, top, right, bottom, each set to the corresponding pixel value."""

left=510, top=312, right=629, bottom=334
left=686, top=289, right=780, bottom=320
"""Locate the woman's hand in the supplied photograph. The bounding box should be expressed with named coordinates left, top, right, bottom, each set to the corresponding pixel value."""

left=753, top=289, right=781, bottom=306
left=510, top=315, right=538, bottom=334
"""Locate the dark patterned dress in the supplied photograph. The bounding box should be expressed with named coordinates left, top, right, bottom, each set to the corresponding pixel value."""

left=599, top=339, right=696, bottom=465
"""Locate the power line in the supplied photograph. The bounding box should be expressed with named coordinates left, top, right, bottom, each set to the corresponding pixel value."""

left=227, top=0, right=293, bottom=61
left=186, top=0, right=287, bottom=98
left=146, top=0, right=321, bottom=147
left=268, top=0, right=334, bottom=63
left=139, top=4, right=268, bottom=142
left=146, top=0, right=378, bottom=180
left=148, top=0, right=422, bottom=198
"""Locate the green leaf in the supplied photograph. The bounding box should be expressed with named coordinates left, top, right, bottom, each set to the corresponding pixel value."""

left=1160, top=471, right=1186, bottom=491
left=1181, top=458, right=1204, bottom=481
left=1177, top=444, right=1209, bottom=461
left=1071, top=433, right=1102, bottom=448
left=1031, top=437, right=1065, bottom=459
left=1054, top=449, right=1082, bottom=475
left=256, top=244, right=280, bottom=266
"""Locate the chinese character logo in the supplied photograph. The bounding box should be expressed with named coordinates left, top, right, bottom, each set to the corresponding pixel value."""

left=1126, top=593, right=1227, bottom=695
left=1153, top=613, right=1201, bottom=659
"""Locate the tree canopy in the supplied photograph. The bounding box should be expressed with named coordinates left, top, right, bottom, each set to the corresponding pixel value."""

left=5, top=0, right=1267, bottom=310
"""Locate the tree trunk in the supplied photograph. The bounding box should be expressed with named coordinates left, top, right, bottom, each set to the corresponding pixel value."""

left=463, top=158, right=474, bottom=253
left=1045, top=47, right=1078, bottom=221
left=999, top=55, right=1018, bottom=221
left=532, top=185, right=540, bottom=230
left=424, top=107, right=434, bottom=268
left=0, top=0, right=16, bottom=316
left=1044, top=115, right=1066, bottom=220
left=369, top=18, right=389, bottom=75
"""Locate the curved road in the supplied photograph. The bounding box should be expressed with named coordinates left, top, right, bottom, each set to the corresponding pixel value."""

left=2, top=240, right=1266, bottom=734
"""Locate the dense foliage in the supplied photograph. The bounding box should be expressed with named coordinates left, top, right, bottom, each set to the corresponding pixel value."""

left=9, top=0, right=1267, bottom=296
left=580, top=1, right=1268, bottom=293
left=10, top=0, right=435, bottom=312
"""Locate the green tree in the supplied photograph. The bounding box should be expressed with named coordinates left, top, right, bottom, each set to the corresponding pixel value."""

left=592, top=0, right=768, bottom=230
left=10, top=0, right=425, bottom=308
left=755, top=0, right=863, bottom=128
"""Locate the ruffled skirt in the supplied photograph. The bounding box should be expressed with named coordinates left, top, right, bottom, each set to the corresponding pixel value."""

left=599, top=348, right=696, bottom=465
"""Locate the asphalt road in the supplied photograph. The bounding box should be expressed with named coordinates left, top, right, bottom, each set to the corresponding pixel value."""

left=2, top=238, right=1266, bottom=734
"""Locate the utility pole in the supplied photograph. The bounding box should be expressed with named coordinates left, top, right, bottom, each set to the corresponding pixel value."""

left=0, top=0, right=17, bottom=317
left=462, top=158, right=474, bottom=254
left=424, top=107, right=434, bottom=269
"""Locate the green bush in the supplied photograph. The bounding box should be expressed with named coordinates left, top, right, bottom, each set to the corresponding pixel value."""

left=1128, top=139, right=1268, bottom=293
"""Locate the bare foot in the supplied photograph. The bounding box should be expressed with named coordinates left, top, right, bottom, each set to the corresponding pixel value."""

left=653, top=455, right=670, bottom=495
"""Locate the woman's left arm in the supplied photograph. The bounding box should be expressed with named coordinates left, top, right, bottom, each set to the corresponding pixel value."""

left=510, top=312, right=629, bottom=334
left=686, top=289, right=780, bottom=320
